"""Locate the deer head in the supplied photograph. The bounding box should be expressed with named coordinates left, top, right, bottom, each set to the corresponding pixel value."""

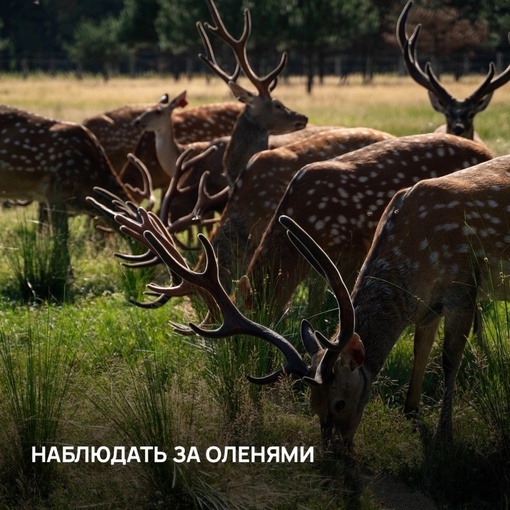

left=397, top=1, right=510, bottom=140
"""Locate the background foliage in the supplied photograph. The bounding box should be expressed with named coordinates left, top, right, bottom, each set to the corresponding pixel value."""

left=1, top=0, right=510, bottom=88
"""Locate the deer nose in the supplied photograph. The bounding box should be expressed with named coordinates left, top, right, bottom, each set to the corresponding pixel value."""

left=451, top=123, right=465, bottom=136
left=295, top=116, right=308, bottom=129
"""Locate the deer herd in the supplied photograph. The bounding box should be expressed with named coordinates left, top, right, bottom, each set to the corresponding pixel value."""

left=2, top=0, right=510, bottom=454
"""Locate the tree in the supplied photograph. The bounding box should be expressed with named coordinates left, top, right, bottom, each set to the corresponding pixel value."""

left=66, top=17, right=129, bottom=79
left=383, top=2, right=490, bottom=78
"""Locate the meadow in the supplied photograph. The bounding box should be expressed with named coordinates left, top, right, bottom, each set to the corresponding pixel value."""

left=0, top=72, right=509, bottom=509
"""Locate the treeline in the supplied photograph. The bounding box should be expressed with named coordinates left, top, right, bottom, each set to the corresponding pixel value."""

left=1, top=0, right=510, bottom=90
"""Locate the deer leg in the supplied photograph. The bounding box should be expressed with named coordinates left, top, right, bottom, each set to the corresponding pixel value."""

left=436, top=299, right=476, bottom=443
left=48, top=203, right=71, bottom=275
left=404, top=316, right=441, bottom=416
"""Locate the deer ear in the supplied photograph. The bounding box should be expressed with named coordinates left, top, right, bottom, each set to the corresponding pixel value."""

left=172, top=91, right=188, bottom=109
left=428, top=91, right=446, bottom=113
left=475, top=92, right=493, bottom=113
left=228, top=81, right=256, bottom=105
left=341, top=333, right=365, bottom=370
left=300, top=320, right=322, bottom=356
left=158, top=93, right=169, bottom=104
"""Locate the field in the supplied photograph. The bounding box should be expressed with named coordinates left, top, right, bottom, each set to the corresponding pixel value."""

left=0, top=73, right=510, bottom=509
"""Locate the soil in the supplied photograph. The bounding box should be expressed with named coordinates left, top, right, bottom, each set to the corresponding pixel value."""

left=371, top=475, right=437, bottom=510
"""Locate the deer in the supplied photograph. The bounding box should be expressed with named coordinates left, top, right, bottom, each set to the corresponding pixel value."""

left=83, top=97, right=243, bottom=172
left=209, top=127, right=395, bottom=291
left=0, top=104, right=152, bottom=265
left=241, top=134, right=494, bottom=317
left=397, top=1, right=510, bottom=142
left=196, top=0, right=307, bottom=187
left=130, top=90, right=204, bottom=180
left=103, top=150, right=510, bottom=451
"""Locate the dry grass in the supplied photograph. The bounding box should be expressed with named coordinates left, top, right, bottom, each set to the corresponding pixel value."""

left=2, top=72, right=510, bottom=155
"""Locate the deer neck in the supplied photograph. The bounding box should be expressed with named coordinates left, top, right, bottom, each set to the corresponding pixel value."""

left=154, top=122, right=182, bottom=178
left=351, top=259, right=416, bottom=381
left=223, top=112, right=269, bottom=185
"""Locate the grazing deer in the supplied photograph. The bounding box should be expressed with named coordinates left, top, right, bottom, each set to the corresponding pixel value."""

left=197, top=0, right=307, bottom=186
left=210, top=127, right=395, bottom=289
left=397, top=1, right=510, bottom=141
left=0, top=105, right=151, bottom=262
left=107, top=152, right=510, bottom=449
left=83, top=98, right=243, bottom=171
left=242, top=134, right=494, bottom=316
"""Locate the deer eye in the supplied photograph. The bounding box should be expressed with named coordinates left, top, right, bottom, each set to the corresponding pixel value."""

left=335, top=400, right=346, bottom=412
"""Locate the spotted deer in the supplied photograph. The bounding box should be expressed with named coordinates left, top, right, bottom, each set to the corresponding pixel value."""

left=0, top=105, right=151, bottom=263
left=83, top=98, right=243, bottom=172
left=107, top=150, right=510, bottom=450
left=210, top=127, right=395, bottom=290
left=242, top=134, right=494, bottom=316
left=397, top=1, right=510, bottom=142
left=131, top=90, right=206, bottom=180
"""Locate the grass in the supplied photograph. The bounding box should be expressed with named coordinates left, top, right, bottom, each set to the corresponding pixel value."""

left=0, top=73, right=509, bottom=508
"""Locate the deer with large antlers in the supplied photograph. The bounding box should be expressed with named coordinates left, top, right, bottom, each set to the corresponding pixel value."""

left=105, top=147, right=510, bottom=449
left=0, top=105, right=152, bottom=264
left=242, top=134, right=494, bottom=316
left=397, top=1, right=510, bottom=142
left=197, top=0, right=307, bottom=186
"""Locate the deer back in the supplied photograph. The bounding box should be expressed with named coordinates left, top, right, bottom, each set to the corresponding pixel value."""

left=0, top=105, right=133, bottom=215
left=211, top=127, right=395, bottom=289
left=243, top=133, right=494, bottom=315
left=356, top=156, right=510, bottom=324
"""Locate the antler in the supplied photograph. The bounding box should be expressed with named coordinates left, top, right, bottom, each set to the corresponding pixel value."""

left=123, top=153, right=156, bottom=210
left=198, top=0, right=287, bottom=97
left=397, top=1, right=510, bottom=105
left=158, top=146, right=228, bottom=235
left=396, top=1, right=452, bottom=104
left=128, top=208, right=310, bottom=381
left=120, top=210, right=359, bottom=386
left=278, top=216, right=357, bottom=385
left=166, top=170, right=228, bottom=234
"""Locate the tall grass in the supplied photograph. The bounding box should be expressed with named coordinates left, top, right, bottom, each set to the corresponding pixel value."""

left=3, top=215, right=72, bottom=303
left=466, top=291, right=510, bottom=500
left=0, top=317, right=77, bottom=503
left=93, top=332, right=234, bottom=509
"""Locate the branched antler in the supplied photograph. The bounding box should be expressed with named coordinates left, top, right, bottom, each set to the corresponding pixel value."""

left=198, top=0, right=287, bottom=96
left=134, top=209, right=310, bottom=381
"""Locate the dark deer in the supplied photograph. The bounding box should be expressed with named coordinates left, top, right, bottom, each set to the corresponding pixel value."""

left=397, top=1, right=510, bottom=142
